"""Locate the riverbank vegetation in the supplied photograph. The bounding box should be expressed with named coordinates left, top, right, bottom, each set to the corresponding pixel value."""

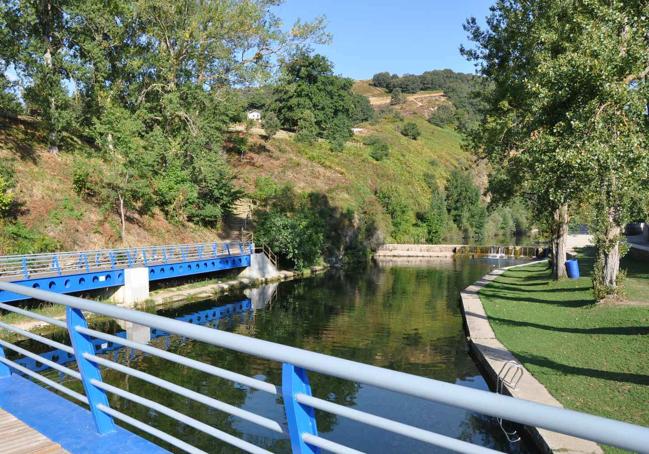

left=463, top=1, right=649, bottom=299
left=479, top=253, right=649, bottom=450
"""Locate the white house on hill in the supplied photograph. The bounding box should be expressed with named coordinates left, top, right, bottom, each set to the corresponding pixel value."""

left=247, top=110, right=262, bottom=122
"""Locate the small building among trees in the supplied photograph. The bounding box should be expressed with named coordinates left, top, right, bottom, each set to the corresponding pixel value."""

left=247, top=110, right=262, bottom=122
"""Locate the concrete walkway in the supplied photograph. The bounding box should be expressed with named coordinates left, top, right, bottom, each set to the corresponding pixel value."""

left=461, top=263, right=603, bottom=454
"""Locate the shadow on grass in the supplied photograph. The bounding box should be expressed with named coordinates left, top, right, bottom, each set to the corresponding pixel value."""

left=490, top=316, right=649, bottom=335
left=512, top=351, right=649, bottom=386
left=480, top=290, right=594, bottom=308
left=486, top=283, right=590, bottom=293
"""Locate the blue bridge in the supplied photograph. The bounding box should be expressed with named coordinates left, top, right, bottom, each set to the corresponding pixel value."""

left=0, top=241, right=253, bottom=303
left=0, top=276, right=648, bottom=452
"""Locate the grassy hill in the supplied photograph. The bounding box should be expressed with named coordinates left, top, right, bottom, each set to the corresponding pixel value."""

left=0, top=118, right=218, bottom=254
left=231, top=109, right=471, bottom=241
left=0, top=85, right=472, bottom=253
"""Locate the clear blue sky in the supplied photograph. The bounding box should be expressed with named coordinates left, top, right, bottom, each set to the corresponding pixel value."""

left=275, top=0, right=492, bottom=79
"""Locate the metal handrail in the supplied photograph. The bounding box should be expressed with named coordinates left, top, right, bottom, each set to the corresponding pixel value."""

left=0, top=240, right=252, bottom=280
left=0, top=281, right=648, bottom=453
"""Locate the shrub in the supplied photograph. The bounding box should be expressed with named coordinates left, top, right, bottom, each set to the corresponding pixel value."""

left=376, top=188, right=414, bottom=242
left=364, top=136, right=390, bottom=161
left=428, top=104, right=455, bottom=127
left=0, top=221, right=60, bottom=254
left=0, top=161, right=15, bottom=218
left=423, top=189, right=448, bottom=243
left=390, top=88, right=404, bottom=105
left=400, top=122, right=421, bottom=140
left=262, top=112, right=281, bottom=139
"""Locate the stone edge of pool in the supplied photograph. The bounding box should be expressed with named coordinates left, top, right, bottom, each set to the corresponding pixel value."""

left=459, top=261, right=603, bottom=454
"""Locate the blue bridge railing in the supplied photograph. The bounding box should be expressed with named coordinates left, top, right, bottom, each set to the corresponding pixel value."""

left=0, top=281, right=648, bottom=453
left=0, top=241, right=253, bottom=303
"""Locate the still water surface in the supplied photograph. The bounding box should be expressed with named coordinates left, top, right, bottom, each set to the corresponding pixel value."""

left=27, top=258, right=534, bottom=453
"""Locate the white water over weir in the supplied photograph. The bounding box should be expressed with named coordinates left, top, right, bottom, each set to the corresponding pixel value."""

left=374, top=244, right=546, bottom=260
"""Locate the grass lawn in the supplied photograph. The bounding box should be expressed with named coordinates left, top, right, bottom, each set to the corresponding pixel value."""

left=479, top=248, right=649, bottom=453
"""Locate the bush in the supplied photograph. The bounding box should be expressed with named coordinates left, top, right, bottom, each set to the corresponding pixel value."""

left=428, top=104, right=455, bottom=127
left=364, top=136, right=390, bottom=161
left=0, top=221, right=60, bottom=254
left=262, top=112, right=281, bottom=139
left=445, top=169, right=486, bottom=240
left=400, top=122, right=421, bottom=140
left=390, top=88, right=404, bottom=105
left=255, top=208, right=324, bottom=270
left=376, top=188, right=414, bottom=242
left=0, top=161, right=15, bottom=218
left=423, top=189, right=448, bottom=243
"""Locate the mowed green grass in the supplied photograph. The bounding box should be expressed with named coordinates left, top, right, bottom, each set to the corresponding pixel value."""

left=479, top=253, right=649, bottom=453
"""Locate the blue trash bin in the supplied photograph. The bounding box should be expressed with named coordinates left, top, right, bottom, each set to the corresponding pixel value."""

left=565, top=259, right=580, bottom=279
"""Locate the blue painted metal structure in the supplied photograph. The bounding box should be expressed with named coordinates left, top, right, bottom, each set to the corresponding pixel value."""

left=0, top=241, right=252, bottom=303
left=0, top=282, right=649, bottom=454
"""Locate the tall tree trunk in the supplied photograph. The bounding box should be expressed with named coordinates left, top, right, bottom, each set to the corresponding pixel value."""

left=552, top=203, right=569, bottom=280
left=118, top=193, right=126, bottom=245
left=42, top=2, right=58, bottom=155
left=601, top=209, right=621, bottom=290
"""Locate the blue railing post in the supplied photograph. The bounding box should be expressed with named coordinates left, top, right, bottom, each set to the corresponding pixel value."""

left=51, top=255, right=61, bottom=276
left=212, top=243, right=218, bottom=258
left=225, top=244, right=231, bottom=256
left=249, top=242, right=255, bottom=254
left=239, top=242, right=244, bottom=255
left=282, top=363, right=319, bottom=454
left=109, top=252, right=116, bottom=269
left=0, top=344, right=11, bottom=378
left=66, top=307, right=116, bottom=434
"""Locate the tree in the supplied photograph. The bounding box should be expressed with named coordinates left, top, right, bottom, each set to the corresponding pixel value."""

left=445, top=170, right=485, bottom=238
left=270, top=53, right=359, bottom=147
left=390, top=88, right=404, bottom=105
left=428, top=104, right=455, bottom=127
left=90, top=105, right=155, bottom=243
left=371, top=72, right=392, bottom=89
left=424, top=189, right=448, bottom=243
left=262, top=112, right=281, bottom=139
left=400, top=122, right=421, bottom=140
left=463, top=0, right=649, bottom=290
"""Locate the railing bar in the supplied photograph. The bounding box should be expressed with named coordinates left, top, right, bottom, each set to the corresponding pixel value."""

left=301, top=434, right=365, bottom=454
left=91, top=379, right=273, bottom=454
left=296, top=394, right=500, bottom=454
left=0, top=356, right=88, bottom=404
left=0, top=303, right=67, bottom=328
left=96, top=405, right=207, bottom=454
left=76, top=327, right=276, bottom=394
left=0, top=320, right=74, bottom=354
left=84, top=353, right=284, bottom=434
left=0, top=339, right=81, bottom=380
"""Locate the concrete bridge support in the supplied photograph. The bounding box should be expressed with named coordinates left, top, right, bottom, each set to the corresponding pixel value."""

left=239, top=252, right=280, bottom=280
left=110, top=267, right=150, bottom=307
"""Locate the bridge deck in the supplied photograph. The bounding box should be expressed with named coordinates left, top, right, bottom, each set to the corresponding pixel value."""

left=0, top=408, right=67, bottom=453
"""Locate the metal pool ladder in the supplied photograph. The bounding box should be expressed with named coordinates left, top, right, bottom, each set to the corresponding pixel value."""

left=497, top=361, right=524, bottom=443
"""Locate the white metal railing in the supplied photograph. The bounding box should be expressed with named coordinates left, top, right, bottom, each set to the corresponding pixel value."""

left=0, top=281, right=647, bottom=453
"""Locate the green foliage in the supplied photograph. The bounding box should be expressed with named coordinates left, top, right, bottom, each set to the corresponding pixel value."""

left=463, top=0, right=649, bottom=288
left=422, top=189, right=448, bottom=243
left=295, top=110, right=319, bottom=144
left=390, top=88, right=404, bottom=105
left=376, top=188, right=414, bottom=242
left=271, top=53, right=363, bottom=148
left=0, top=160, right=15, bottom=218
left=400, top=122, right=421, bottom=140
left=49, top=197, right=84, bottom=225
left=350, top=94, right=374, bottom=123
left=364, top=136, right=390, bottom=161
left=428, top=104, right=455, bottom=127
left=262, top=112, right=281, bottom=139
left=445, top=170, right=485, bottom=240
left=0, top=221, right=59, bottom=254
